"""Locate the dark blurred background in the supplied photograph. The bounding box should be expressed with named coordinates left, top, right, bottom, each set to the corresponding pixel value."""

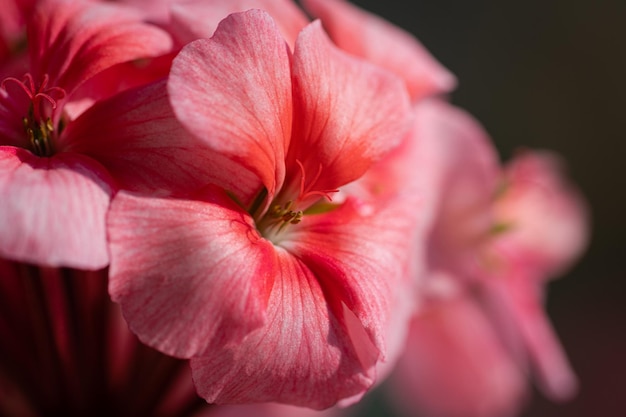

left=345, top=0, right=626, bottom=416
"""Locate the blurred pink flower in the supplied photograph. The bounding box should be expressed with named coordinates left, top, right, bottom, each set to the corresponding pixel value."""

left=388, top=99, right=589, bottom=417
left=107, top=9, right=416, bottom=409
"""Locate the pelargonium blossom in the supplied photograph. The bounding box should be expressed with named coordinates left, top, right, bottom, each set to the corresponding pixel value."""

left=0, top=0, right=179, bottom=269
left=107, top=10, right=416, bottom=409
left=388, top=99, right=588, bottom=417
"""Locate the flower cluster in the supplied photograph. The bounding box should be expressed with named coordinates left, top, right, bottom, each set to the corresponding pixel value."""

left=0, top=1, right=589, bottom=417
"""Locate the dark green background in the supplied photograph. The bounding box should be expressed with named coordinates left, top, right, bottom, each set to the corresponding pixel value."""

left=343, top=1, right=626, bottom=416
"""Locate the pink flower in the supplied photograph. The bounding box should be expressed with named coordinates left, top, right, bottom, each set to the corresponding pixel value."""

left=107, top=10, right=415, bottom=408
left=0, top=0, right=173, bottom=268
left=388, top=99, right=589, bottom=417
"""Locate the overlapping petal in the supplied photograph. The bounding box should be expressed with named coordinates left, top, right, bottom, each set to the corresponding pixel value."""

left=286, top=20, right=411, bottom=197
left=302, top=0, right=456, bottom=101
left=282, top=197, right=415, bottom=365
left=190, top=248, right=376, bottom=409
left=108, top=187, right=275, bottom=358
left=411, top=100, right=500, bottom=280
left=168, top=10, right=292, bottom=200
left=390, top=295, right=528, bottom=417
left=169, top=0, right=308, bottom=48
left=28, top=0, right=173, bottom=96
left=0, top=147, right=113, bottom=269
left=482, top=266, right=579, bottom=402
left=61, top=79, right=260, bottom=201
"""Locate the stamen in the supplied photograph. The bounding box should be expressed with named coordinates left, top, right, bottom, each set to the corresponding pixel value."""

left=295, top=159, right=339, bottom=203
left=1, top=73, right=66, bottom=157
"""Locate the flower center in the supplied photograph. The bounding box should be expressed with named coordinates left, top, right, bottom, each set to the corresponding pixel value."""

left=253, top=160, right=339, bottom=242
left=1, top=73, right=66, bottom=157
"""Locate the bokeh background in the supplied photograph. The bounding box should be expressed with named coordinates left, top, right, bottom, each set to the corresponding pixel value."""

left=342, top=0, right=626, bottom=416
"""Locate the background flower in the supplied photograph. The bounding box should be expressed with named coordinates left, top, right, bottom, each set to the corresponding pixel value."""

left=333, top=1, right=624, bottom=416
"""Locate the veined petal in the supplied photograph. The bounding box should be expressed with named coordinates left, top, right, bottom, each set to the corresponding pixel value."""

left=168, top=10, right=292, bottom=200
left=170, top=0, right=308, bottom=48
left=287, top=20, right=411, bottom=194
left=191, top=249, right=376, bottom=409
left=0, top=147, right=113, bottom=269
left=28, top=0, right=173, bottom=95
left=107, top=187, right=275, bottom=358
left=207, top=403, right=340, bottom=417
left=281, top=195, right=419, bottom=371
left=302, top=0, right=456, bottom=101
left=62, top=79, right=260, bottom=203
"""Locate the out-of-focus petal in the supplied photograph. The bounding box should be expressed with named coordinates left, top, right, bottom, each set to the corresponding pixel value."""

left=169, top=0, right=308, bottom=48
left=190, top=248, right=376, bottom=409
left=410, top=100, right=501, bottom=280
left=62, top=79, right=260, bottom=203
left=302, top=0, right=456, bottom=101
left=0, top=147, right=113, bottom=269
left=494, top=150, right=590, bottom=278
left=28, top=0, right=173, bottom=95
left=287, top=20, right=411, bottom=196
left=107, top=187, right=275, bottom=358
left=168, top=10, right=292, bottom=200
left=483, top=272, right=578, bottom=402
left=390, top=294, right=528, bottom=417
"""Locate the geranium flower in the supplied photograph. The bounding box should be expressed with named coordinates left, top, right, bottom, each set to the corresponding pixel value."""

left=164, top=0, right=457, bottom=385
left=0, top=0, right=173, bottom=269
left=388, top=99, right=588, bottom=417
left=107, top=10, right=415, bottom=409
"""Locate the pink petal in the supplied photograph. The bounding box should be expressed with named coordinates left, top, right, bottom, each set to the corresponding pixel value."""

left=62, top=52, right=176, bottom=120
left=61, top=79, right=261, bottom=203
left=411, top=100, right=501, bottom=280
left=28, top=0, right=173, bottom=95
left=169, top=0, right=308, bottom=49
left=286, top=20, right=411, bottom=194
left=0, top=147, right=113, bottom=269
left=107, top=187, right=275, bottom=358
left=390, top=295, right=528, bottom=417
left=484, top=272, right=579, bottom=401
left=281, top=193, right=422, bottom=373
left=0, top=79, right=31, bottom=149
left=206, top=403, right=340, bottom=417
left=190, top=249, right=376, bottom=409
left=494, top=150, right=590, bottom=278
left=168, top=10, right=292, bottom=200
left=302, top=0, right=456, bottom=101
